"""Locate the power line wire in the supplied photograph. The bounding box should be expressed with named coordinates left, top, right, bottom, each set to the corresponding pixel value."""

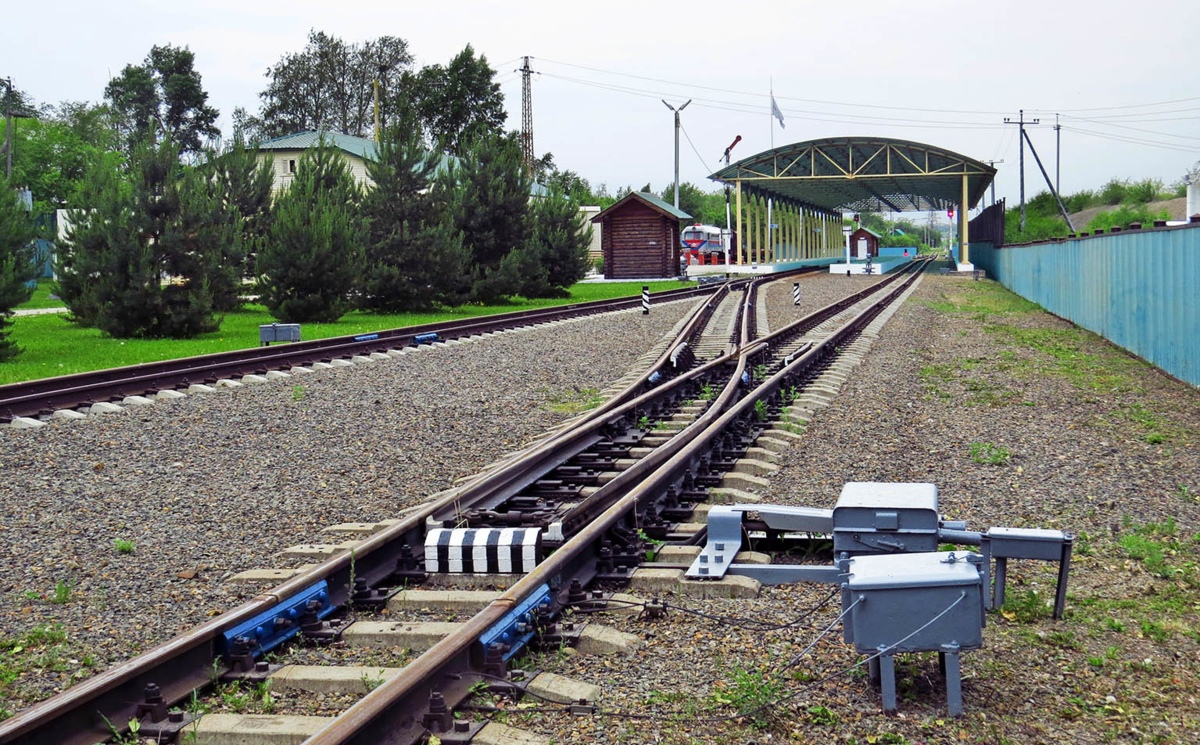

left=1061, top=126, right=1198, bottom=154
left=537, top=57, right=1011, bottom=115
left=1028, top=96, right=1200, bottom=113
left=1060, top=113, right=1200, bottom=142
left=679, top=121, right=711, bottom=173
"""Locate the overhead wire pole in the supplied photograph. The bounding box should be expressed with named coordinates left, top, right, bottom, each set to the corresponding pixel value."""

left=519, top=57, right=535, bottom=176
left=3, top=77, right=12, bottom=180
left=722, top=135, right=742, bottom=266
left=1054, top=113, right=1061, bottom=194
left=1021, top=129, right=1075, bottom=232
left=985, top=160, right=1004, bottom=205
left=661, top=99, right=691, bottom=209
left=1004, top=109, right=1039, bottom=231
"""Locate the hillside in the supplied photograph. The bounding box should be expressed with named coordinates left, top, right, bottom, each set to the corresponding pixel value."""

left=1067, top=196, right=1187, bottom=230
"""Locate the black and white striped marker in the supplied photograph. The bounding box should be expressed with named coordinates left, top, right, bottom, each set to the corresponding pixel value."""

left=792, top=282, right=800, bottom=306
left=642, top=285, right=650, bottom=315
left=424, top=528, right=542, bottom=574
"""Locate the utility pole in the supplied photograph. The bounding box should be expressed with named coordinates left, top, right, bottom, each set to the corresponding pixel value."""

left=3, top=77, right=12, bottom=181
left=373, top=63, right=390, bottom=142
left=519, top=56, right=535, bottom=177
left=985, top=160, right=1005, bottom=206
left=1004, top=109, right=1039, bottom=231
left=1054, top=113, right=1061, bottom=195
left=661, top=99, right=691, bottom=209
left=722, top=135, right=742, bottom=266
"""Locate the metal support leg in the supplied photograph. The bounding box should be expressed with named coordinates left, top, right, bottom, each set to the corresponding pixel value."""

left=878, top=649, right=896, bottom=714
left=1053, top=538, right=1073, bottom=620
left=993, top=557, right=1008, bottom=609
left=868, top=656, right=880, bottom=685
left=942, top=643, right=963, bottom=717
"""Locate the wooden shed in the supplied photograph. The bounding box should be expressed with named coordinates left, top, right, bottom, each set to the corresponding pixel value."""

left=591, top=192, right=691, bottom=279
left=849, top=226, right=882, bottom=259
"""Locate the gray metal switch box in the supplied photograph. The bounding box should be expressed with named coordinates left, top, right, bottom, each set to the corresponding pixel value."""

left=843, top=550, right=985, bottom=716
left=833, top=482, right=940, bottom=555
left=259, top=323, right=301, bottom=346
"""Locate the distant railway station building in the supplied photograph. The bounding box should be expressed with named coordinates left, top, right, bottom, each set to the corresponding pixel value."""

left=590, top=191, right=690, bottom=279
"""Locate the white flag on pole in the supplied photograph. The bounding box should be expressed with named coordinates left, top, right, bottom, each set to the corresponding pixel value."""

left=771, top=94, right=785, bottom=129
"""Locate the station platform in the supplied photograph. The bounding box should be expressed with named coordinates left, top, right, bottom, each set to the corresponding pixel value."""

left=827, top=255, right=913, bottom=275
left=685, top=257, right=839, bottom=279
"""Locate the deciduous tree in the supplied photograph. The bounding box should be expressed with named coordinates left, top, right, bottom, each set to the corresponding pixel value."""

left=104, top=44, right=219, bottom=156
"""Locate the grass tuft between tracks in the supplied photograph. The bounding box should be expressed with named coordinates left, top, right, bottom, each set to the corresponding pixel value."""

left=1, top=281, right=691, bottom=385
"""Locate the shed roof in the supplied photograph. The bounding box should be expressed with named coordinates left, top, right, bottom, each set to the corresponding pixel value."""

left=709, top=136, right=996, bottom=213
left=591, top=191, right=692, bottom=223
left=851, top=226, right=882, bottom=238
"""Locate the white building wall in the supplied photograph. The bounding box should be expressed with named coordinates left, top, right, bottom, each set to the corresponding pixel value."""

left=258, top=151, right=374, bottom=196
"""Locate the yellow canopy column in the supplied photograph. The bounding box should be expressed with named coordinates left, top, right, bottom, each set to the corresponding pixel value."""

left=960, top=172, right=970, bottom=265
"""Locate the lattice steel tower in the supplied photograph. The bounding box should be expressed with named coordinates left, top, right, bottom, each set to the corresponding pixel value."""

left=519, top=56, right=534, bottom=176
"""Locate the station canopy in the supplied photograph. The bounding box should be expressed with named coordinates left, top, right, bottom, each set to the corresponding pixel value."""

left=708, top=136, right=997, bottom=213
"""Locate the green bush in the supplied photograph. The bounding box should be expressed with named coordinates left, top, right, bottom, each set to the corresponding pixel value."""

left=0, top=174, right=40, bottom=361
left=1086, top=204, right=1170, bottom=232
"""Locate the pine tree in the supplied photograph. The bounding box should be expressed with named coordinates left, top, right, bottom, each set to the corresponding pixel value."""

left=518, top=186, right=592, bottom=298
left=57, top=138, right=220, bottom=338
left=171, top=170, right=244, bottom=314
left=360, top=127, right=467, bottom=312
left=209, top=139, right=274, bottom=307
left=0, top=177, right=41, bottom=361
left=257, top=139, right=365, bottom=322
left=451, top=133, right=532, bottom=303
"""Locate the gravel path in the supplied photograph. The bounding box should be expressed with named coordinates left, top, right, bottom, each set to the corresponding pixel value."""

left=489, top=274, right=1200, bottom=744
left=0, top=300, right=698, bottom=714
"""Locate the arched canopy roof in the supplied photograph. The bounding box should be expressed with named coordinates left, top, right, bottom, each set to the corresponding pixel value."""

left=708, top=136, right=997, bottom=213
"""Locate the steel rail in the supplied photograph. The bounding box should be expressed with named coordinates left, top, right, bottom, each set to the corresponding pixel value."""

left=0, top=270, right=811, bottom=744
left=305, top=262, right=931, bottom=745
left=0, top=283, right=726, bottom=423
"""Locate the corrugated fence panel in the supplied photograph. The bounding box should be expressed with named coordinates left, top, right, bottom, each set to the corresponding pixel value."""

left=970, top=227, right=1200, bottom=386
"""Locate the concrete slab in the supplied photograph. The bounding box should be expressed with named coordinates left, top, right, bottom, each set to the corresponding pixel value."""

left=187, top=384, right=216, bottom=393
left=227, top=568, right=303, bottom=584
left=744, top=446, right=780, bottom=462
left=754, top=436, right=791, bottom=453
left=527, top=672, right=601, bottom=704
left=214, top=379, right=243, bottom=388
left=122, top=395, right=155, bottom=406
left=351, top=355, right=374, bottom=363
left=719, top=472, right=770, bottom=490
left=388, top=590, right=501, bottom=613
left=629, top=567, right=684, bottom=593
left=89, top=402, right=123, bottom=415
left=576, top=624, right=642, bottom=655
left=241, top=374, right=269, bottom=384
left=310, top=362, right=334, bottom=370
left=730, top=458, right=779, bottom=476
left=279, top=542, right=357, bottom=559
left=385, top=349, right=406, bottom=357
left=708, top=488, right=762, bottom=504
left=475, top=722, right=551, bottom=745
left=8, top=416, right=45, bottom=429
left=369, top=352, right=390, bottom=361
left=155, top=389, right=187, bottom=401
left=652, top=546, right=701, bottom=563
left=342, top=621, right=461, bottom=651
left=191, top=713, right=332, bottom=744
left=321, top=522, right=381, bottom=535
left=270, top=665, right=403, bottom=694
left=265, top=370, right=290, bottom=380
left=51, top=409, right=87, bottom=420
left=289, top=366, right=314, bottom=374
left=330, top=359, right=353, bottom=368
left=680, top=574, right=761, bottom=598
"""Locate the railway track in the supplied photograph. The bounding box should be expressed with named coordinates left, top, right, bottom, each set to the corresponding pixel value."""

left=0, top=262, right=928, bottom=745
left=0, top=281, right=756, bottom=425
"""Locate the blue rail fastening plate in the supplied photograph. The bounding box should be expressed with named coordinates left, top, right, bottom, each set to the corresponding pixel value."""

left=478, top=584, right=553, bottom=661
left=217, top=580, right=335, bottom=658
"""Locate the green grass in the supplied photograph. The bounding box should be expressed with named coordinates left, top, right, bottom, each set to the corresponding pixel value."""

left=968, top=441, right=1011, bottom=465
left=13, top=280, right=64, bottom=311
left=0, top=281, right=690, bottom=385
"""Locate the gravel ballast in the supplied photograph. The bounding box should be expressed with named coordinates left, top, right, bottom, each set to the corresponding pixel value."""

left=0, top=301, right=697, bottom=714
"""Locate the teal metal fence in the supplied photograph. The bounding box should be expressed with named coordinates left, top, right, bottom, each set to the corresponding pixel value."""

left=970, top=226, right=1200, bottom=386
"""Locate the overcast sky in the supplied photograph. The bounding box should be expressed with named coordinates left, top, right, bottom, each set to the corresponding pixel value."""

left=6, top=0, right=1198, bottom=219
